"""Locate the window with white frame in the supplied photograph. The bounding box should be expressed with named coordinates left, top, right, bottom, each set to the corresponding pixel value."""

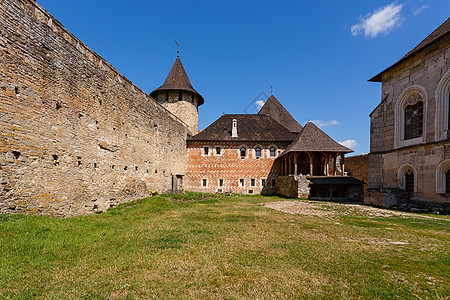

left=202, top=146, right=210, bottom=156
left=202, top=179, right=208, bottom=187
left=239, top=178, right=244, bottom=187
left=219, top=179, right=224, bottom=187
left=394, top=86, right=427, bottom=148
left=261, top=178, right=266, bottom=187
left=255, top=147, right=261, bottom=159
left=215, top=146, right=222, bottom=156
left=250, top=178, right=255, bottom=186
left=269, top=147, right=276, bottom=157
left=240, top=147, right=247, bottom=158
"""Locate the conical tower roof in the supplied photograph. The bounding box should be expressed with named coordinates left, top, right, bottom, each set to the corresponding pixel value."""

left=150, top=57, right=204, bottom=105
left=258, top=95, right=302, bottom=133
left=279, top=121, right=352, bottom=158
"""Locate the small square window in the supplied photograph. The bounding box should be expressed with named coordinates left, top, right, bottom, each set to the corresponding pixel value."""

left=219, top=179, right=224, bottom=187
left=248, top=190, right=254, bottom=194
left=216, top=147, right=221, bottom=155
left=202, top=179, right=207, bottom=187
left=239, top=179, right=244, bottom=187
left=261, top=179, right=266, bottom=187
left=251, top=178, right=255, bottom=186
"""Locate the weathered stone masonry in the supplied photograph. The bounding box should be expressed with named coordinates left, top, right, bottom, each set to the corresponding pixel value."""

left=0, top=0, right=187, bottom=216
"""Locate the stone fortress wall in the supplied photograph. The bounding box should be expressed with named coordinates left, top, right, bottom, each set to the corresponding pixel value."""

left=345, top=154, right=368, bottom=190
left=0, top=0, right=187, bottom=216
left=158, top=90, right=199, bottom=135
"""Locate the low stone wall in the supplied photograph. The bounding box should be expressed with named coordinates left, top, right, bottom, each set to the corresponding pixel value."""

left=347, top=185, right=364, bottom=202
left=365, top=188, right=450, bottom=213
left=345, top=154, right=368, bottom=190
left=277, top=175, right=310, bottom=198
left=365, top=188, right=410, bottom=208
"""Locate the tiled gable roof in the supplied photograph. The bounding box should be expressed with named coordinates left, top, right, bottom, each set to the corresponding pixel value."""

left=279, top=121, right=352, bottom=156
left=369, top=18, right=450, bottom=82
left=150, top=57, right=204, bottom=105
left=187, top=114, right=297, bottom=142
left=258, top=95, right=303, bottom=133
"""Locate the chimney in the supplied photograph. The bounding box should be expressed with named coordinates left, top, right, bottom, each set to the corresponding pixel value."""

left=232, top=118, right=238, bottom=138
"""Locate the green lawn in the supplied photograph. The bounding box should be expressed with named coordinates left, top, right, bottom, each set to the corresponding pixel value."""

left=0, top=193, right=449, bottom=299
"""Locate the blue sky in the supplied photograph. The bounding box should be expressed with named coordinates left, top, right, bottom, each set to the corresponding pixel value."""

left=37, top=0, right=450, bottom=155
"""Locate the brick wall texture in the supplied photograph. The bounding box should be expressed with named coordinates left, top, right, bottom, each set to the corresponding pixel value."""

left=0, top=0, right=187, bottom=216
left=186, top=141, right=289, bottom=194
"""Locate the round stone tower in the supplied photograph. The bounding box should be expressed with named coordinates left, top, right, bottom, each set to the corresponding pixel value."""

left=150, top=55, right=204, bottom=136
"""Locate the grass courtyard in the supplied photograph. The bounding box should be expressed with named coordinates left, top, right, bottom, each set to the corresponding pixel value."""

left=0, top=193, right=449, bottom=299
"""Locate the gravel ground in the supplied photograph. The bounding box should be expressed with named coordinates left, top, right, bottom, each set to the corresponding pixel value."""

left=263, top=200, right=447, bottom=220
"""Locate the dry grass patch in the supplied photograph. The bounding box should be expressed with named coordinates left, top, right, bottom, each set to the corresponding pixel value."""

left=0, top=193, right=449, bottom=299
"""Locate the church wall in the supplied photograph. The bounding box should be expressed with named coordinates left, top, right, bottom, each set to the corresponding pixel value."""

left=0, top=0, right=187, bottom=216
left=186, top=141, right=289, bottom=194
left=371, top=35, right=449, bottom=153
left=368, top=33, right=450, bottom=205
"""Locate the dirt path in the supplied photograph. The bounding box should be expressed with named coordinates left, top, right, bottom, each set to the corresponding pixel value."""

left=263, top=200, right=448, bottom=220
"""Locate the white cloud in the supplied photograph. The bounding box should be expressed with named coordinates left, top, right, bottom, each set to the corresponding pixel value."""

left=311, top=120, right=340, bottom=128
left=351, top=3, right=403, bottom=37
left=413, top=5, right=430, bottom=16
left=255, top=100, right=265, bottom=111
left=339, top=139, right=358, bottom=149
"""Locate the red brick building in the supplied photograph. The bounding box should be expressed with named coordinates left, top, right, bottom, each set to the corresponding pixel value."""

left=185, top=110, right=298, bottom=194
left=152, top=56, right=364, bottom=199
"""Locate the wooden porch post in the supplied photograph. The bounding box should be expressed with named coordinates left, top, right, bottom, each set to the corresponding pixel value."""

left=294, top=153, right=298, bottom=176
left=325, top=153, right=329, bottom=176
left=342, top=154, right=345, bottom=176
left=309, top=152, right=313, bottom=176
left=288, top=154, right=291, bottom=175
left=333, top=154, right=337, bottom=176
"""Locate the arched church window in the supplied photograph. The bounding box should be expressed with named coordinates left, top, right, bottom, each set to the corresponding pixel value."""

left=435, top=71, right=450, bottom=140
left=270, top=147, right=276, bottom=157
left=255, top=147, right=261, bottom=158
left=436, top=160, right=450, bottom=194
left=405, top=169, right=414, bottom=193
left=395, top=86, right=426, bottom=148
left=405, top=100, right=423, bottom=140
left=398, top=164, right=416, bottom=193
left=448, top=90, right=450, bottom=130
left=446, top=170, right=450, bottom=194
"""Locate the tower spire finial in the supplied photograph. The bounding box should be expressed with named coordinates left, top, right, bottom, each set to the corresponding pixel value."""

left=174, top=40, right=180, bottom=57
left=270, top=85, right=273, bottom=95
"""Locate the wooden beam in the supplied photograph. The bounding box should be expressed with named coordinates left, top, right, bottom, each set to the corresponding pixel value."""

left=342, top=153, right=345, bottom=176
left=294, top=153, right=298, bottom=176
